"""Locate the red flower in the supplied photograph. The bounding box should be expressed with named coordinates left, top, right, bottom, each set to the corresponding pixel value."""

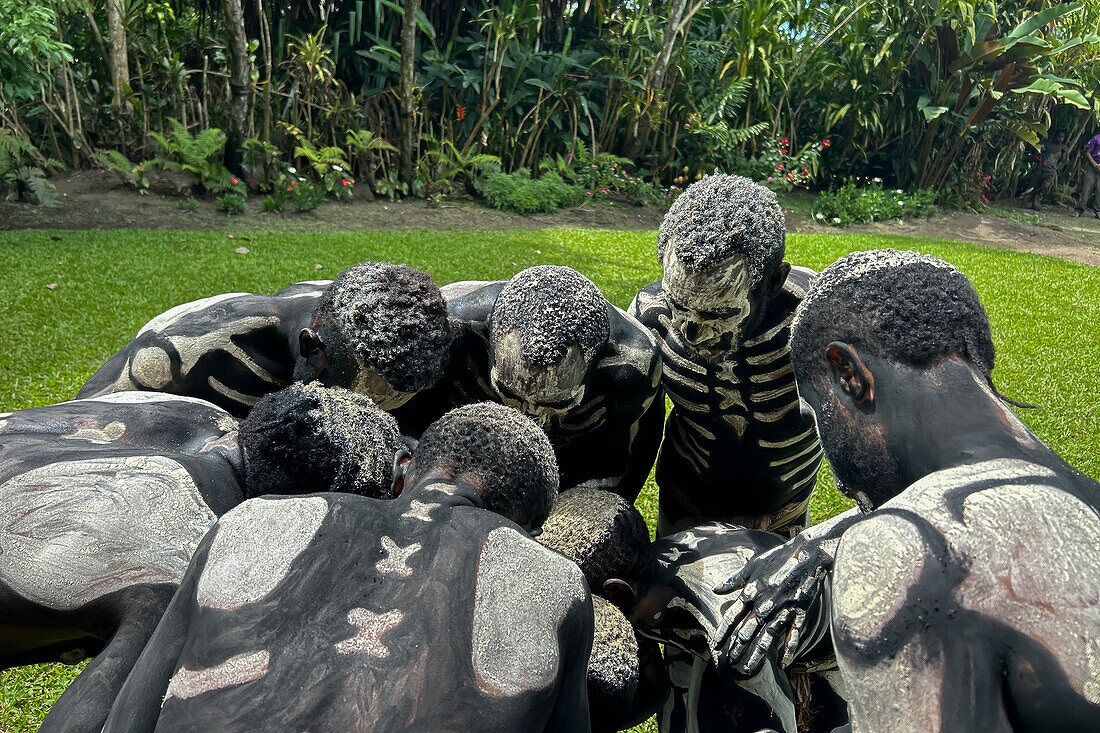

left=781, top=137, right=789, bottom=144
left=456, top=104, right=466, bottom=121
left=802, top=167, right=809, bottom=174
left=138, top=166, right=145, bottom=172
left=231, top=177, right=239, bottom=185
left=776, top=164, right=783, bottom=171
left=780, top=148, right=788, bottom=155
left=821, top=139, right=831, bottom=149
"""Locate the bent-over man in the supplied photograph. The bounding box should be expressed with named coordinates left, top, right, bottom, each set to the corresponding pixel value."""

left=103, top=403, right=593, bottom=733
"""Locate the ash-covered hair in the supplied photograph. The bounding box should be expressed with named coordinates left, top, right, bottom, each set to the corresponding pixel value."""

left=413, top=402, right=559, bottom=526
left=588, top=595, right=640, bottom=720
left=240, top=382, right=402, bottom=499
left=538, top=487, right=650, bottom=591
left=312, top=262, right=451, bottom=393
left=490, top=266, right=610, bottom=365
left=658, top=174, right=785, bottom=287
left=791, top=249, right=997, bottom=385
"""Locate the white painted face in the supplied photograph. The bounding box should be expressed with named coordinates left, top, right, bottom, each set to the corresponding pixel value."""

left=490, top=331, right=589, bottom=427
left=662, top=248, right=753, bottom=358
left=351, top=367, right=415, bottom=411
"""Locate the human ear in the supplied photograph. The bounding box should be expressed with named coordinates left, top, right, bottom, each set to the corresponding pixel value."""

left=825, top=341, right=874, bottom=406
left=768, top=261, right=792, bottom=299
left=602, top=578, right=637, bottom=610
left=391, top=449, right=411, bottom=496
left=298, top=328, right=324, bottom=357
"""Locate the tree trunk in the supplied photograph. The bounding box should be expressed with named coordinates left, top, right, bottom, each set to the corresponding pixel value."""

left=221, top=0, right=252, bottom=175
left=399, top=0, right=421, bottom=188
left=624, top=0, right=687, bottom=160
left=106, top=0, right=130, bottom=111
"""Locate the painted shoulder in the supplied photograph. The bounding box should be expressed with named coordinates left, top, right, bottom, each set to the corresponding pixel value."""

left=274, top=280, right=331, bottom=298
left=442, top=280, right=506, bottom=337
left=0, top=454, right=218, bottom=611
left=471, top=525, right=590, bottom=697
left=194, top=495, right=333, bottom=611
left=600, top=305, right=660, bottom=384
left=628, top=281, right=667, bottom=331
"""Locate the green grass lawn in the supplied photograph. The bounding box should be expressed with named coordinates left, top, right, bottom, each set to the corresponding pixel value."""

left=1, top=228, right=1098, bottom=731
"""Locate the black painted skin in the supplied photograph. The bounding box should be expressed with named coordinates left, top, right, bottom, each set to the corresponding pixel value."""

left=77, top=282, right=329, bottom=417
left=397, top=280, right=663, bottom=500
left=103, top=483, right=593, bottom=732
left=0, top=395, right=244, bottom=733
left=629, top=268, right=823, bottom=535
left=624, top=524, right=835, bottom=733
left=803, top=351, right=1100, bottom=732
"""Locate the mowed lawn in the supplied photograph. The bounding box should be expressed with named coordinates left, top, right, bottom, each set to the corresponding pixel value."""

left=1, top=228, right=1098, bottom=731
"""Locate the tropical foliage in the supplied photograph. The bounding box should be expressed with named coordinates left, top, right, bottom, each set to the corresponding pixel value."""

left=0, top=0, right=1097, bottom=205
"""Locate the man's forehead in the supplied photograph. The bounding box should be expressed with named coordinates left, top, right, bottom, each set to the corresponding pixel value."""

left=663, top=249, right=751, bottom=307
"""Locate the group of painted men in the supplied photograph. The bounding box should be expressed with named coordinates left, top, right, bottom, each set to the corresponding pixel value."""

left=2, top=174, right=1097, bottom=733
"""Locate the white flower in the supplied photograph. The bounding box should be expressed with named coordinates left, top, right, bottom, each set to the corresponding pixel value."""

left=832, top=217, right=841, bottom=224
left=288, top=166, right=297, bottom=174
left=333, top=165, right=342, bottom=172
left=874, top=177, right=883, bottom=183
left=896, top=189, right=903, bottom=194
left=815, top=212, right=825, bottom=220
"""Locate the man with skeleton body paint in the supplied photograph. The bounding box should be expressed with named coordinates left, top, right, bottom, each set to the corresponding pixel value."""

left=397, top=265, right=663, bottom=499
left=78, top=262, right=451, bottom=418
left=0, top=383, right=403, bottom=733
left=718, top=250, right=1100, bottom=730
left=629, top=175, right=822, bottom=537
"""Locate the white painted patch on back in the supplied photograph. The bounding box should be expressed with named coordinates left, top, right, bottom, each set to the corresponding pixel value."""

left=61, top=421, right=126, bottom=444
left=164, top=649, right=270, bottom=702
left=196, top=497, right=328, bottom=610
left=0, top=456, right=216, bottom=611
left=138, top=293, right=252, bottom=336
left=401, top=500, right=440, bottom=522
left=69, top=392, right=221, bottom=408
left=335, top=608, right=404, bottom=657
left=471, top=527, right=587, bottom=697
left=376, top=536, right=420, bottom=577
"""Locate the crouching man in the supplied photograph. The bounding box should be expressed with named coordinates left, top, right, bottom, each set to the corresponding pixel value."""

left=721, top=250, right=1100, bottom=730
left=399, top=265, right=662, bottom=500
left=78, top=262, right=451, bottom=417
left=0, top=384, right=403, bottom=733
left=103, top=403, right=594, bottom=732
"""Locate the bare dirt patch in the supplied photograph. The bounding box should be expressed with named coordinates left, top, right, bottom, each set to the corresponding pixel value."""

left=3, top=172, right=1098, bottom=266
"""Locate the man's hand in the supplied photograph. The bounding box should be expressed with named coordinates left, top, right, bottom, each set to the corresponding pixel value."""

left=711, top=535, right=836, bottom=676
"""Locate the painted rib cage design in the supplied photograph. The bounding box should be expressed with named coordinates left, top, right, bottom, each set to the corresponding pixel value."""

left=79, top=283, right=330, bottom=416
left=632, top=268, right=823, bottom=498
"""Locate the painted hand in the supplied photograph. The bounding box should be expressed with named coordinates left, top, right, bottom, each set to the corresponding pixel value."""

left=711, top=536, right=835, bottom=676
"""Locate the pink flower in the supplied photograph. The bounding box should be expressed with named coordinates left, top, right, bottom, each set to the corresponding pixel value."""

left=138, top=166, right=145, bottom=172
left=231, top=177, right=239, bottom=185
left=821, top=140, right=831, bottom=149
left=781, top=137, right=789, bottom=144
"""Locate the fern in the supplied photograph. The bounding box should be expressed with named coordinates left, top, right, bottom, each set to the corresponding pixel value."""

left=148, top=118, right=229, bottom=191
left=0, top=131, right=59, bottom=205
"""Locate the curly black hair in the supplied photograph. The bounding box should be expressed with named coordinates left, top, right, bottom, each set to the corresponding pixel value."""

left=588, top=595, right=640, bottom=726
left=311, top=262, right=452, bottom=393
left=490, top=265, right=610, bottom=365
left=658, top=174, right=785, bottom=286
left=791, top=249, right=996, bottom=385
left=413, top=402, right=559, bottom=527
left=240, top=382, right=402, bottom=499
left=537, top=487, right=651, bottom=591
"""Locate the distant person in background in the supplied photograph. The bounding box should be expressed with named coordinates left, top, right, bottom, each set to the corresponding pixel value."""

left=1021, top=129, right=1067, bottom=210
left=1073, top=128, right=1100, bottom=218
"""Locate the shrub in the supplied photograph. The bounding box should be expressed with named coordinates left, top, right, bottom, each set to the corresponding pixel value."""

left=148, top=118, right=231, bottom=193
left=740, top=135, right=826, bottom=192
left=482, top=169, right=583, bottom=214
left=217, top=192, right=247, bottom=214
left=291, top=179, right=327, bottom=211
left=814, top=178, right=938, bottom=226
left=177, top=196, right=199, bottom=213
left=0, top=130, right=60, bottom=205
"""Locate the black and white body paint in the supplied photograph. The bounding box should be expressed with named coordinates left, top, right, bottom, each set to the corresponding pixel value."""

left=78, top=282, right=329, bottom=416
left=104, top=486, right=594, bottom=732
left=0, top=393, right=244, bottom=733
left=399, top=270, right=663, bottom=499
left=630, top=524, right=833, bottom=733
left=630, top=267, right=822, bottom=535
left=832, top=459, right=1100, bottom=732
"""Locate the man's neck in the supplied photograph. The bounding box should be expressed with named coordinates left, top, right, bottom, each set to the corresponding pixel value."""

left=402, top=471, right=483, bottom=509
left=888, top=359, right=1054, bottom=487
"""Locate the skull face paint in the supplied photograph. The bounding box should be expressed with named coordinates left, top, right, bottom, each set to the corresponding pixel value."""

left=351, top=367, right=416, bottom=410
left=490, top=331, right=591, bottom=427
left=661, top=248, right=754, bottom=359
